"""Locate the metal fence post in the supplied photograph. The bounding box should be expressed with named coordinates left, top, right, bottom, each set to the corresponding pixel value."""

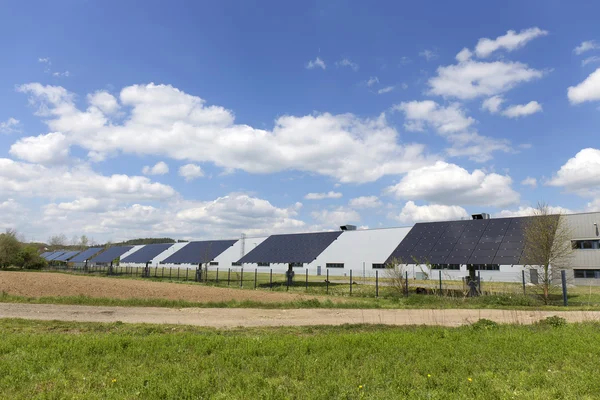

left=254, top=268, right=257, bottom=289
left=216, top=268, right=219, bottom=283
left=438, top=270, right=442, bottom=295
left=186, top=268, right=188, bottom=281
left=177, top=268, right=180, bottom=281
left=477, top=270, right=481, bottom=294
left=405, top=270, right=409, bottom=297
left=350, top=270, right=352, bottom=296
left=269, top=269, right=273, bottom=290
left=326, top=269, right=329, bottom=294
left=240, top=268, right=244, bottom=288
left=376, top=270, right=379, bottom=298
left=561, top=270, right=568, bottom=306
left=228, top=268, right=231, bottom=286
left=305, top=268, right=308, bottom=290
left=522, top=270, right=526, bottom=295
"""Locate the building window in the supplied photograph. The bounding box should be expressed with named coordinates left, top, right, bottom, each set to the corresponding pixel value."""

left=232, top=262, right=242, bottom=266
left=209, top=262, right=219, bottom=266
left=326, top=263, right=344, bottom=268
left=372, top=263, right=386, bottom=269
left=431, top=264, right=461, bottom=270
left=574, top=269, right=600, bottom=279
left=471, top=264, right=500, bottom=271
left=257, top=262, right=270, bottom=267
left=289, top=262, right=303, bottom=267
left=572, top=240, right=600, bottom=249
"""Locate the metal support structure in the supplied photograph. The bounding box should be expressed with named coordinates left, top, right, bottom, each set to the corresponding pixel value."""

left=350, top=270, right=353, bottom=296
left=561, top=270, right=568, bottom=306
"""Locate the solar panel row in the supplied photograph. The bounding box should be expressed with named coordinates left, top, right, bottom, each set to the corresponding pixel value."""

left=385, top=216, right=547, bottom=266
left=90, top=246, right=133, bottom=263
left=161, top=240, right=237, bottom=264
left=69, top=247, right=103, bottom=263
left=53, top=250, right=81, bottom=262
left=121, top=243, right=174, bottom=263
left=238, top=231, right=343, bottom=264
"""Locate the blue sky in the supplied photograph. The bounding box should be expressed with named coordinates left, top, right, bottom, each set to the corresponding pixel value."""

left=1, top=0, right=600, bottom=243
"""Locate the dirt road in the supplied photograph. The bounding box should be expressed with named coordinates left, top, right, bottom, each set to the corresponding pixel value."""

left=2, top=303, right=600, bottom=327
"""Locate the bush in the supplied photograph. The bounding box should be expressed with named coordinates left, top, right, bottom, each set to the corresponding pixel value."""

left=471, top=318, right=499, bottom=330
left=537, top=315, right=567, bottom=328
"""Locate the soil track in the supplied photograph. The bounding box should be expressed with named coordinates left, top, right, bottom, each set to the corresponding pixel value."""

left=0, top=271, right=336, bottom=304
left=2, top=303, right=600, bottom=327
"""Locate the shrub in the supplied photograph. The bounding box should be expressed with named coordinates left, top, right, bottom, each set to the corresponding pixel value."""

left=471, top=318, right=499, bottom=330
left=537, top=315, right=567, bottom=328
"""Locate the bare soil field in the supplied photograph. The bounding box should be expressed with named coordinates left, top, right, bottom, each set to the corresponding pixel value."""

left=0, top=271, right=337, bottom=303
left=2, top=303, right=600, bottom=327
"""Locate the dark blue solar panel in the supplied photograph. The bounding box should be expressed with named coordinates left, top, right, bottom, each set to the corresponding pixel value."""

left=238, top=231, right=343, bottom=264
left=90, top=246, right=133, bottom=263
left=121, top=243, right=174, bottom=263
left=46, top=251, right=67, bottom=261
left=54, top=251, right=81, bottom=262
left=387, top=215, right=556, bottom=266
left=69, top=248, right=103, bottom=263
left=40, top=251, right=53, bottom=259
left=162, top=240, right=237, bottom=264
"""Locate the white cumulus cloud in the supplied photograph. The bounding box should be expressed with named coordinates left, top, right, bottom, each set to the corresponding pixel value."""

left=378, top=86, right=395, bottom=94
left=574, top=40, right=599, bottom=55
left=392, top=201, right=469, bottom=223
left=501, top=101, right=542, bottom=118
left=9, top=132, right=69, bottom=165
left=547, top=148, right=600, bottom=195
left=475, top=27, right=548, bottom=58
left=0, top=117, right=20, bottom=134
left=521, top=177, right=537, bottom=188
left=304, top=191, right=342, bottom=200
left=336, top=58, right=359, bottom=71
left=306, top=57, right=326, bottom=70
left=481, top=96, right=504, bottom=114
left=17, top=82, right=433, bottom=183
left=568, top=68, right=600, bottom=104
left=142, top=161, right=169, bottom=176
left=179, top=164, right=204, bottom=181
left=385, top=161, right=519, bottom=207
left=348, top=196, right=382, bottom=209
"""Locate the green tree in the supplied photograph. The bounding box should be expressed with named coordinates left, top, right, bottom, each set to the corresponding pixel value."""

left=15, top=245, right=47, bottom=269
left=0, top=229, right=22, bottom=268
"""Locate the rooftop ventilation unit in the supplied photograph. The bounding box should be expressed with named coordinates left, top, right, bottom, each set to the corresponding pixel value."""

left=340, top=224, right=357, bottom=231
left=471, top=213, right=490, bottom=220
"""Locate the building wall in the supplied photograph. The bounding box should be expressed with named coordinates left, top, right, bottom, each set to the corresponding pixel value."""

left=563, top=212, right=600, bottom=285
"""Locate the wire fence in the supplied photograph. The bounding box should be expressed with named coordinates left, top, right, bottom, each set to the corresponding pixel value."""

left=34, top=262, right=559, bottom=301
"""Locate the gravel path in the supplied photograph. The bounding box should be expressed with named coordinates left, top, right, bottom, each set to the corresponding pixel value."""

left=2, top=303, right=600, bottom=328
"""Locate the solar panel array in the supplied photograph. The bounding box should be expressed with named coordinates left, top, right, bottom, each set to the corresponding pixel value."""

left=161, top=240, right=237, bottom=264
left=238, top=231, right=343, bottom=264
left=53, top=250, right=81, bottom=262
left=46, top=251, right=67, bottom=261
left=69, top=247, right=103, bottom=263
left=89, top=246, right=133, bottom=263
left=386, top=216, right=548, bottom=266
left=121, top=243, right=174, bottom=263
left=40, top=251, right=54, bottom=259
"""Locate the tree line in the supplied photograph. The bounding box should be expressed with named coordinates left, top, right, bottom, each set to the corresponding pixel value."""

left=0, top=229, right=47, bottom=270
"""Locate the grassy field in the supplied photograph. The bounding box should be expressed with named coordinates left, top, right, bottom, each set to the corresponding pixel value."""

left=0, top=318, right=599, bottom=399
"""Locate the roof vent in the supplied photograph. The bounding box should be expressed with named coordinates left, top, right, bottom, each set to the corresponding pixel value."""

left=340, top=224, right=357, bottom=231
left=471, top=213, right=490, bottom=220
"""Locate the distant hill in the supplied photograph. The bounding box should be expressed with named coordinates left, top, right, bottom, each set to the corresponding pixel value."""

left=105, top=238, right=177, bottom=246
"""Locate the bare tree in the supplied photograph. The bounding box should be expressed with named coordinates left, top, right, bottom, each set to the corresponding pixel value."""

left=48, top=234, right=68, bottom=250
left=385, top=257, right=409, bottom=295
left=521, top=202, right=574, bottom=304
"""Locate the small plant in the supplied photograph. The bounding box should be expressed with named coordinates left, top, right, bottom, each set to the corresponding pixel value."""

left=471, top=318, right=499, bottom=330
left=537, top=315, right=567, bottom=328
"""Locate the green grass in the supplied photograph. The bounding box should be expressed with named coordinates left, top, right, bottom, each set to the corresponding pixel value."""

left=1, top=318, right=599, bottom=399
